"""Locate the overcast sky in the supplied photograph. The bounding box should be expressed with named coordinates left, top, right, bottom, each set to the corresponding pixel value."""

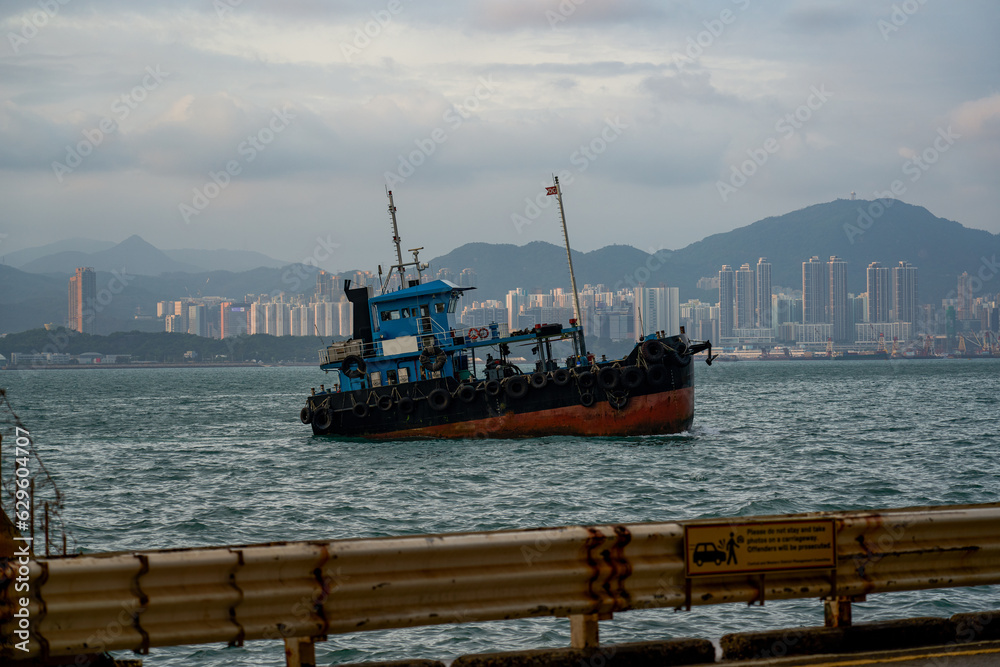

left=1, top=0, right=998, bottom=271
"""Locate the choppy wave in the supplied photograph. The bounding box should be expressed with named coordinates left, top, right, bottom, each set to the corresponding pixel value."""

left=2, top=359, right=998, bottom=665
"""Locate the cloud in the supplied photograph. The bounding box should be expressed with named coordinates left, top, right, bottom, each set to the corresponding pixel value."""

left=951, top=93, right=1000, bottom=139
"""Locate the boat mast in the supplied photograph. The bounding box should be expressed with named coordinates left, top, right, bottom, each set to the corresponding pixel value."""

left=382, top=189, right=428, bottom=294
left=553, top=175, right=587, bottom=356
left=386, top=188, right=404, bottom=291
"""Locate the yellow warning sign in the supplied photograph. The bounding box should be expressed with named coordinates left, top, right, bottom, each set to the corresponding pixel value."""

left=685, top=519, right=835, bottom=577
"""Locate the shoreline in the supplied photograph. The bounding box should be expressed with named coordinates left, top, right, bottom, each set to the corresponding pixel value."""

left=1, top=362, right=316, bottom=370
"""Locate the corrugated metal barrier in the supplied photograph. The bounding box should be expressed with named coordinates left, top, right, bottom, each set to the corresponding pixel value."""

left=2, top=502, right=999, bottom=663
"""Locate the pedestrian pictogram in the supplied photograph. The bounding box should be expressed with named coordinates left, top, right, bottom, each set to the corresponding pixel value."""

left=685, top=520, right=835, bottom=576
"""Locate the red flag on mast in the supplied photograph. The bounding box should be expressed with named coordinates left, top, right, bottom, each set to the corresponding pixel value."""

left=545, top=186, right=558, bottom=195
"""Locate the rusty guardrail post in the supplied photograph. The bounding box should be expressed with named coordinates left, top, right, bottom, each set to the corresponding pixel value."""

left=284, top=637, right=316, bottom=667
left=569, top=613, right=599, bottom=648
left=824, top=595, right=866, bottom=627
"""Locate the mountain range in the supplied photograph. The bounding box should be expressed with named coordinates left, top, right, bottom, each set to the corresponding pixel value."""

left=431, top=198, right=999, bottom=303
left=3, top=236, right=289, bottom=274
left=2, top=198, right=998, bottom=335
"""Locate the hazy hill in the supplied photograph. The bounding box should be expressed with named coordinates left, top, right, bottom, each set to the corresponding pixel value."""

left=663, top=198, right=1000, bottom=300
left=432, top=199, right=1000, bottom=305
left=19, top=235, right=199, bottom=276
left=11, top=235, right=289, bottom=275
left=163, top=248, right=288, bottom=272
left=430, top=241, right=655, bottom=302
left=4, top=199, right=998, bottom=334
left=2, top=238, right=115, bottom=267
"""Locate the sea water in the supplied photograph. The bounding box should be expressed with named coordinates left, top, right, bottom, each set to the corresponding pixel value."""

left=2, top=359, right=998, bottom=665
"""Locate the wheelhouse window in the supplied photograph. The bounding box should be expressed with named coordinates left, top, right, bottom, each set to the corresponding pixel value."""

left=380, top=309, right=401, bottom=321
left=434, top=302, right=446, bottom=314
left=448, top=293, right=459, bottom=313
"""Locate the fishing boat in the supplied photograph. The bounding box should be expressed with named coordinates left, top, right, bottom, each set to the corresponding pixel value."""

left=299, top=181, right=714, bottom=439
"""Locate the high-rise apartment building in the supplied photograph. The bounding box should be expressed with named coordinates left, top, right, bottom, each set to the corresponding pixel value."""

left=957, top=272, right=971, bottom=319
left=506, top=288, right=525, bottom=330
left=866, top=262, right=891, bottom=323
left=735, top=263, right=756, bottom=329
left=634, top=285, right=680, bottom=338
left=755, top=258, right=772, bottom=330
left=828, top=256, right=849, bottom=342
left=220, top=302, right=250, bottom=338
left=802, top=256, right=826, bottom=324
left=718, top=265, right=735, bottom=338
left=316, top=270, right=336, bottom=301
left=68, top=267, right=97, bottom=334
left=893, top=261, right=918, bottom=326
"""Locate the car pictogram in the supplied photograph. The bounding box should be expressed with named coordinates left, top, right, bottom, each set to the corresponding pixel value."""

left=693, top=542, right=727, bottom=566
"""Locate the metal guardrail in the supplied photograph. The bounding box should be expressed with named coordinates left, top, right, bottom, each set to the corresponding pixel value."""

left=3, top=503, right=999, bottom=663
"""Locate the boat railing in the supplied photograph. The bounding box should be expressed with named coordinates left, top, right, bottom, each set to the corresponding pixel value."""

left=319, top=339, right=378, bottom=365
left=319, top=323, right=516, bottom=365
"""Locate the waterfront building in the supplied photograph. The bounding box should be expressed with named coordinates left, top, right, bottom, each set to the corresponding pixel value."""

left=866, top=262, right=891, bottom=323
left=68, top=267, right=97, bottom=334
left=755, top=258, right=772, bottom=330
left=718, top=265, right=735, bottom=338
left=828, top=256, right=849, bottom=342
left=893, top=261, right=918, bottom=326
left=802, top=256, right=826, bottom=324
left=735, top=263, right=755, bottom=329
left=634, top=285, right=680, bottom=338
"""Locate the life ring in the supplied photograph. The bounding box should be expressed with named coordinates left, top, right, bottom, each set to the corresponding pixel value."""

left=646, top=364, right=668, bottom=386
left=457, top=383, right=477, bottom=403
left=504, top=375, right=529, bottom=399
left=530, top=372, right=548, bottom=389
left=377, top=395, right=394, bottom=411
left=551, top=368, right=570, bottom=386
left=575, top=370, right=595, bottom=389
left=428, top=388, right=451, bottom=411
left=397, top=396, right=414, bottom=414
left=579, top=391, right=595, bottom=408
left=621, top=365, right=644, bottom=389
left=341, top=354, right=366, bottom=379
left=608, top=393, right=629, bottom=410
left=312, top=408, right=333, bottom=430
left=641, top=339, right=665, bottom=364
left=477, top=327, right=490, bottom=340
left=597, top=366, right=620, bottom=390
left=485, top=379, right=502, bottom=396
left=299, top=406, right=312, bottom=424
left=352, top=402, right=369, bottom=418
left=467, top=327, right=480, bottom=341
left=419, top=346, right=447, bottom=372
